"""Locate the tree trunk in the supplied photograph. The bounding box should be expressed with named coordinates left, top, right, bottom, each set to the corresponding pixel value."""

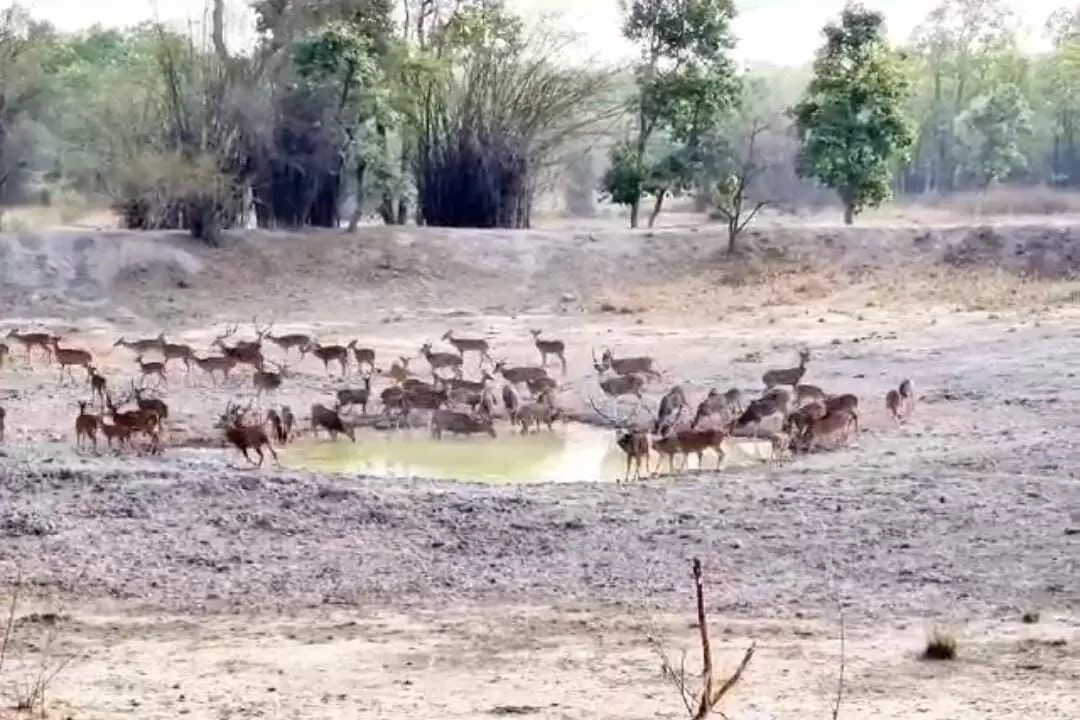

left=348, top=158, right=367, bottom=231
left=648, top=191, right=665, bottom=228
left=629, top=199, right=640, bottom=229
left=843, top=203, right=854, bottom=225
left=727, top=220, right=738, bottom=253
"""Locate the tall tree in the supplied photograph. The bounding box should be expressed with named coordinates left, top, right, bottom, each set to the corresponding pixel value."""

left=791, top=3, right=914, bottom=224
left=605, top=0, right=741, bottom=228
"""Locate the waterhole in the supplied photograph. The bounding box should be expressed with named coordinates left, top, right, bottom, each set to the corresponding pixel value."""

left=283, top=422, right=775, bottom=484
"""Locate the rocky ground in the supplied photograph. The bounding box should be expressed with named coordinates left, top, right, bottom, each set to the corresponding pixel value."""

left=0, top=218, right=1077, bottom=718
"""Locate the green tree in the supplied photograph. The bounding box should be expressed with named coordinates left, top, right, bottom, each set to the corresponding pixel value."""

left=791, top=4, right=913, bottom=224
left=955, top=82, right=1032, bottom=186
left=605, top=0, right=740, bottom=228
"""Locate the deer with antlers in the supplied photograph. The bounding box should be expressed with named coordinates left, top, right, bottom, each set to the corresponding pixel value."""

left=7, top=329, right=57, bottom=364
left=50, top=337, right=93, bottom=384
left=587, top=397, right=651, bottom=482
left=442, top=330, right=494, bottom=367
left=421, top=341, right=464, bottom=379
left=212, top=321, right=267, bottom=370
left=218, top=401, right=279, bottom=467
left=106, top=393, right=162, bottom=454
left=530, top=329, right=567, bottom=376
left=593, top=348, right=662, bottom=381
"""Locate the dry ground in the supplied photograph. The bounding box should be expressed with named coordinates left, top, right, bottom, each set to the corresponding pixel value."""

left=0, top=215, right=1078, bottom=718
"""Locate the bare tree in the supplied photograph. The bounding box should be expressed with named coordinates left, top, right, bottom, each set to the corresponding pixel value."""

left=712, top=117, right=772, bottom=254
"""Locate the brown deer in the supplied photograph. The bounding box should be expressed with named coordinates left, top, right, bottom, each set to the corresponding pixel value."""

left=311, top=403, right=356, bottom=441
left=402, top=385, right=450, bottom=412
left=899, top=379, right=915, bottom=416
left=447, top=371, right=494, bottom=394
left=106, top=393, right=161, bottom=454
left=309, top=341, right=350, bottom=376
left=135, top=355, right=168, bottom=388
left=281, top=406, right=295, bottom=442
left=74, top=401, right=100, bottom=452
left=441, top=330, right=493, bottom=367
left=594, top=348, right=662, bottom=381
left=493, top=360, right=548, bottom=389
left=421, top=342, right=464, bottom=379
left=530, top=329, right=567, bottom=375
left=253, top=361, right=287, bottom=397
left=515, top=402, right=561, bottom=434
left=598, top=373, right=646, bottom=400
left=783, top=402, right=827, bottom=448
left=762, top=349, right=811, bottom=389
left=386, top=356, right=412, bottom=385
left=212, top=322, right=266, bottom=370
left=87, top=366, right=108, bottom=409
left=430, top=409, right=497, bottom=439
left=113, top=333, right=165, bottom=356
left=588, top=397, right=650, bottom=481
left=131, top=385, right=169, bottom=432
left=346, top=340, right=376, bottom=373
left=794, top=383, right=827, bottom=407
left=265, top=329, right=314, bottom=360
left=218, top=401, right=279, bottom=467
left=50, top=337, right=93, bottom=383
left=797, top=408, right=858, bottom=452
left=501, top=383, right=521, bottom=424
left=265, top=409, right=286, bottom=445
left=478, top=387, right=499, bottom=419
left=335, top=375, right=372, bottom=414
left=733, top=394, right=788, bottom=437
left=8, top=329, right=57, bottom=363
left=155, top=335, right=196, bottom=374
left=654, top=385, right=689, bottom=433
left=193, top=354, right=237, bottom=384
left=671, top=427, right=728, bottom=471
left=525, top=375, right=558, bottom=397
left=885, top=388, right=903, bottom=422
left=691, top=389, right=727, bottom=429
left=824, top=393, right=859, bottom=434
left=100, top=421, right=133, bottom=451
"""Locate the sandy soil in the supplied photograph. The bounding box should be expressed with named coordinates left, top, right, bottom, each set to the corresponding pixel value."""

left=0, top=217, right=1077, bottom=718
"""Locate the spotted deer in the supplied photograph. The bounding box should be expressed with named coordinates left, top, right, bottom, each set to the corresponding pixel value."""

left=530, top=330, right=567, bottom=376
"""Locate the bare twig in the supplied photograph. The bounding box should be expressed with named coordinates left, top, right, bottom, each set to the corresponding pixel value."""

left=0, top=566, right=20, bottom=676
left=831, top=611, right=846, bottom=720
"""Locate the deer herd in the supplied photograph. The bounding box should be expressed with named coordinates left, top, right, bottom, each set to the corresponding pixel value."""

left=0, top=319, right=916, bottom=478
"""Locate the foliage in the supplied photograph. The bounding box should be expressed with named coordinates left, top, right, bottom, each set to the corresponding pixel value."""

left=955, top=82, right=1032, bottom=186
left=791, top=3, right=914, bottom=224
left=612, top=0, right=741, bottom=227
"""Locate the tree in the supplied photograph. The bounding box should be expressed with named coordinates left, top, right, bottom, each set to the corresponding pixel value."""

left=712, top=118, right=770, bottom=253
left=606, top=0, right=741, bottom=228
left=956, top=82, right=1032, bottom=186
left=791, top=3, right=914, bottom=224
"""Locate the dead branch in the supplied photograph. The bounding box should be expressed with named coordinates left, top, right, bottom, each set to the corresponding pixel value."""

left=831, top=611, right=846, bottom=720
left=652, top=558, right=756, bottom=720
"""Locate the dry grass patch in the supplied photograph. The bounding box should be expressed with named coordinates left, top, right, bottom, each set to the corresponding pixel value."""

left=922, top=629, right=958, bottom=661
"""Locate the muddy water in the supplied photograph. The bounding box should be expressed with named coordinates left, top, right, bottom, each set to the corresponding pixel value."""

left=283, top=422, right=775, bottom=484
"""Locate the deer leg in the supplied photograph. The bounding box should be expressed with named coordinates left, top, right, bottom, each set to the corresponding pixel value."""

left=622, top=453, right=630, bottom=482
left=253, top=445, right=265, bottom=468
left=265, top=441, right=279, bottom=466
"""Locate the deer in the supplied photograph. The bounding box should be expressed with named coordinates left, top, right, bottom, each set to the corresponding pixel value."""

left=794, top=383, right=827, bottom=407
left=311, top=403, right=356, bottom=441
left=135, top=355, right=168, bottom=388
left=478, top=386, right=499, bottom=419
left=106, top=393, right=161, bottom=454
left=493, top=360, right=549, bottom=389
left=515, top=402, right=561, bottom=434
left=885, top=388, right=903, bottom=423
left=100, top=420, right=133, bottom=452
left=218, top=401, right=279, bottom=468
left=50, top=337, right=93, bottom=384
left=762, top=349, right=811, bottom=389
left=824, top=393, right=859, bottom=434
left=253, top=361, right=287, bottom=397
left=212, top=322, right=266, bottom=370
left=598, top=373, right=646, bottom=400
left=402, top=385, right=450, bottom=412
left=769, top=430, right=792, bottom=467
left=385, top=356, right=412, bottom=385
left=593, top=348, right=662, bottom=381
left=193, top=354, right=237, bottom=385
left=131, top=384, right=169, bottom=432
left=796, top=408, right=858, bottom=452
left=588, top=397, right=650, bottom=482
left=74, top=401, right=101, bottom=452
left=113, top=333, right=165, bottom=357
left=654, top=385, right=689, bottom=433
left=783, top=402, right=827, bottom=448
left=447, top=371, right=494, bottom=394
left=280, top=406, right=295, bottom=443
left=265, top=329, right=314, bottom=360
left=691, top=389, right=727, bottom=430
left=87, top=366, right=108, bottom=409
left=441, top=330, right=494, bottom=367
left=501, top=383, right=521, bottom=424
left=346, top=340, right=376, bottom=373
left=732, top=393, right=788, bottom=437
left=154, top=335, right=196, bottom=374
left=530, top=329, right=567, bottom=375
left=265, top=409, right=286, bottom=445
left=430, top=408, right=497, bottom=439
left=308, top=341, right=350, bottom=376
left=7, top=329, right=57, bottom=363
left=525, top=375, right=558, bottom=397
left=336, top=375, right=372, bottom=414
left=659, top=427, right=728, bottom=472
left=421, top=341, right=464, bottom=379
left=899, top=379, right=915, bottom=417
left=0, top=342, right=7, bottom=369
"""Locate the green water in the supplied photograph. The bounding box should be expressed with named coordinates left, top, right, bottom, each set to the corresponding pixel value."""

left=282, top=422, right=776, bottom=484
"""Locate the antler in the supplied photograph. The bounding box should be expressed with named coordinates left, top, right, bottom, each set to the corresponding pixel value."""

left=587, top=395, right=628, bottom=429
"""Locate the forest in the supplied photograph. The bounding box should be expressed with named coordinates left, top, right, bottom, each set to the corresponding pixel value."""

left=1, top=0, right=1079, bottom=239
